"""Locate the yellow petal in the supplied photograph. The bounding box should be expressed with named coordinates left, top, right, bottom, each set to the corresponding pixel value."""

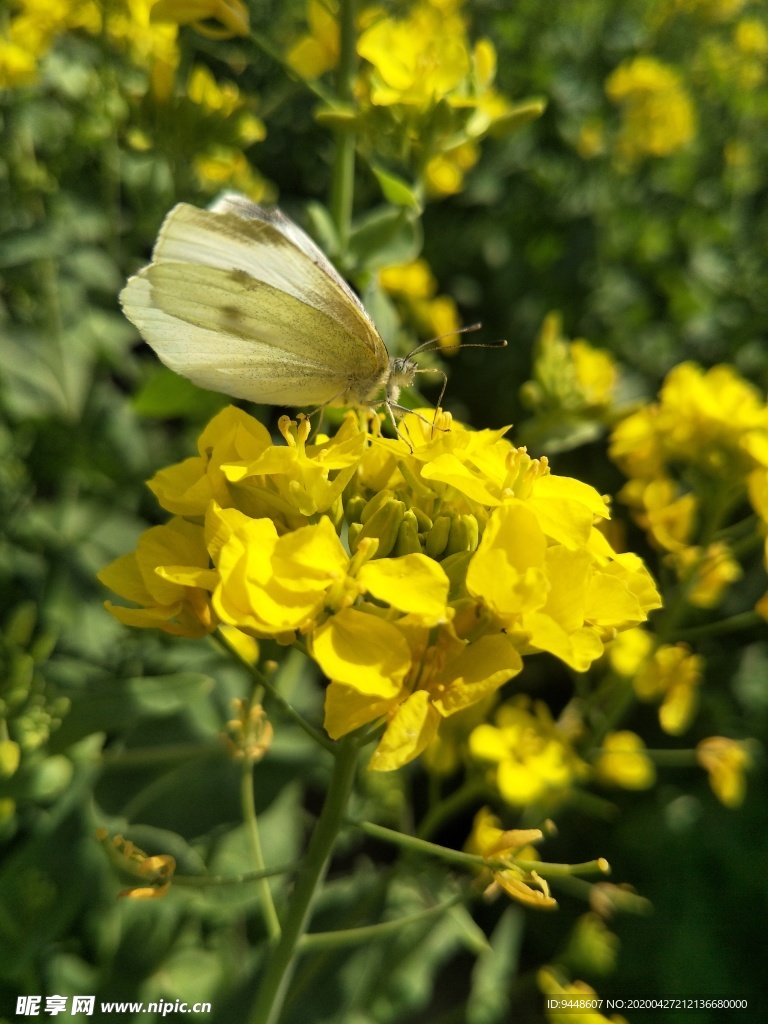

left=312, top=609, right=410, bottom=697
left=358, top=553, right=450, bottom=625
left=428, top=634, right=522, bottom=715
left=324, top=682, right=402, bottom=740
left=369, top=691, right=441, bottom=771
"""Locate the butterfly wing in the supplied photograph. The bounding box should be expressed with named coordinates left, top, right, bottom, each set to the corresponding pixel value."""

left=120, top=197, right=389, bottom=406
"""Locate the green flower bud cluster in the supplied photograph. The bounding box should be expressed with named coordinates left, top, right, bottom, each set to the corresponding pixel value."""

left=0, top=602, right=70, bottom=833
left=345, top=489, right=481, bottom=562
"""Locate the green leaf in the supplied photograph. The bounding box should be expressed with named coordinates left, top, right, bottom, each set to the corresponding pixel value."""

left=347, top=207, right=422, bottom=273
left=467, top=907, right=525, bottom=1024
left=370, top=165, right=423, bottom=212
left=132, top=367, right=229, bottom=418
left=126, top=672, right=214, bottom=715
left=487, top=97, right=547, bottom=138
left=305, top=201, right=341, bottom=260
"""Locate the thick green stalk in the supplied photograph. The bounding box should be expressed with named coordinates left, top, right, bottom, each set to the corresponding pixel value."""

left=247, top=735, right=360, bottom=1024
left=329, top=0, right=357, bottom=249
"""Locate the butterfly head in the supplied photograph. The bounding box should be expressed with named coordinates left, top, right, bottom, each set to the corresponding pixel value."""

left=385, top=355, right=419, bottom=405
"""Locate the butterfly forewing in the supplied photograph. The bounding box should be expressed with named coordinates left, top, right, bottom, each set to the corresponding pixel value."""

left=122, top=271, right=363, bottom=406
left=120, top=197, right=395, bottom=408
left=149, top=201, right=387, bottom=363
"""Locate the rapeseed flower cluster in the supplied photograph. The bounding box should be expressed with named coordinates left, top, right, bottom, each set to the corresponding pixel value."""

left=0, top=0, right=100, bottom=88
left=99, top=405, right=660, bottom=772
left=605, top=56, right=696, bottom=163
left=609, top=362, right=768, bottom=612
left=522, top=314, right=619, bottom=421
left=288, top=0, right=544, bottom=196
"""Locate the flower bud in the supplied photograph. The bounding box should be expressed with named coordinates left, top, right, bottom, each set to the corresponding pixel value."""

left=360, top=489, right=396, bottom=524
left=425, top=515, right=452, bottom=559
left=395, top=510, right=422, bottom=556
left=345, top=494, right=367, bottom=525
left=351, top=498, right=406, bottom=557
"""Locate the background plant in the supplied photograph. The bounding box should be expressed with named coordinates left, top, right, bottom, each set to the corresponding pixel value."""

left=1, top=0, right=766, bottom=1022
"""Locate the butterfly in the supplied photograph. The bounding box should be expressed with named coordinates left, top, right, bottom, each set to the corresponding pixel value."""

left=120, top=193, right=441, bottom=430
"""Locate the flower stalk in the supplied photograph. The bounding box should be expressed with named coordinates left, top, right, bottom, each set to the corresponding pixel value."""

left=247, top=735, right=361, bottom=1024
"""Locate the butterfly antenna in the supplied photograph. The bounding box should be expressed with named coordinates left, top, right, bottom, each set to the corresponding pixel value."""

left=407, top=324, right=508, bottom=358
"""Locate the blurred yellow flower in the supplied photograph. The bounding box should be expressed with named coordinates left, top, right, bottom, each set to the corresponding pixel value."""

left=194, top=147, right=272, bottom=200
left=287, top=0, right=340, bottom=78
left=606, top=56, right=695, bottom=162
left=470, top=698, right=587, bottom=805
left=594, top=731, right=656, bottom=790
left=734, top=17, right=768, bottom=54
left=358, top=3, right=471, bottom=107
left=672, top=541, right=742, bottom=608
left=106, top=0, right=180, bottom=99
left=697, top=736, right=752, bottom=807
left=608, top=627, right=654, bottom=677
left=380, top=259, right=461, bottom=348
left=0, top=0, right=100, bottom=88
left=634, top=643, right=703, bottom=735
left=539, top=967, right=627, bottom=1024
left=380, top=260, right=437, bottom=299
left=187, top=63, right=243, bottom=115
left=150, top=0, right=249, bottom=38
left=571, top=341, right=618, bottom=408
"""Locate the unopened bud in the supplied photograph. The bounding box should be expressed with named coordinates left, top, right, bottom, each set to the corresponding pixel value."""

left=352, top=498, right=406, bottom=558
left=425, top=514, right=452, bottom=559
left=395, top=510, right=422, bottom=555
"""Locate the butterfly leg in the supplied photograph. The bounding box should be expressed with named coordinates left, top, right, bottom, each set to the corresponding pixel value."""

left=414, top=367, right=448, bottom=438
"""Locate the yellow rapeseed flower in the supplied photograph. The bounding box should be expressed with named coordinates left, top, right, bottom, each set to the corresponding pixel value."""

left=466, top=807, right=558, bottom=911
left=150, top=0, right=249, bottom=38
left=594, top=731, right=656, bottom=790
left=606, top=56, right=695, bottom=163
left=634, top=643, right=703, bottom=735
left=469, top=698, right=587, bottom=805
left=0, top=0, right=100, bottom=88
left=539, top=967, right=628, bottom=1024
left=106, top=0, right=180, bottom=99
left=358, top=3, right=471, bottom=107
left=98, top=518, right=217, bottom=638
left=287, top=0, right=340, bottom=78
left=697, top=736, right=752, bottom=807
left=101, top=405, right=660, bottom=773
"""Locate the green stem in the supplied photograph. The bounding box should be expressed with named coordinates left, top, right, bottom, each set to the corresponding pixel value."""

left=352, top=821, right=609, bottom=879
left=329, top=0, right=357, bottom=249
left=352, top=819, right=489, bottom=869
left=299, top=893, right=464, bottom=951
left=101, top=742, right=223, bottom=766
left=174, top=863, right=299, bottom=888
left=514, top=858, right=610, bottom=879
left=675, top=611, right=762, bottom=643
left=417, top=780, right=492, bottom=841
left=211, top=630, right=335, bottom=754
left=242, top=756, right=282, bottom=943
left=247, top=735, right=361, bottom=1024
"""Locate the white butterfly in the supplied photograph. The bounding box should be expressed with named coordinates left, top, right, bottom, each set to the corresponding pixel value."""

left=120, top=194, right=428, bottom=424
